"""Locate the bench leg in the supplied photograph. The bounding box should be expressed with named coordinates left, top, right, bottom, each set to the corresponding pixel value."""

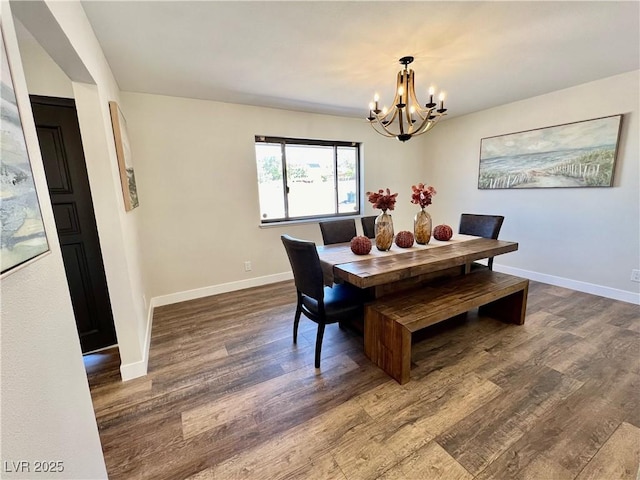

left=364, top=307, right=412, bottom=384
left=479, top=284, right=528, bottom=325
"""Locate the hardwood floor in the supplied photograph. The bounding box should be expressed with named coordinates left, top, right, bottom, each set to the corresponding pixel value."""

left=86, top=280, right=640, bottom=480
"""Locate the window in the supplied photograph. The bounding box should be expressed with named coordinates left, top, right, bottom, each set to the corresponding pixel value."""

left=255, top=136, right=361, bottom=223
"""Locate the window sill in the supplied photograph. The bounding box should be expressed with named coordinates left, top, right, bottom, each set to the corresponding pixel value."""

left=258, top=214, right=363, bottom=229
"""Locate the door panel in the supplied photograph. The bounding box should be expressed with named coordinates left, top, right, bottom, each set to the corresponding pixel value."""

left=31, top=95, right=117, bottom=353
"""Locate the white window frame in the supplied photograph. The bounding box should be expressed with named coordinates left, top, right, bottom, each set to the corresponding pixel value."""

left=255, top=136, right=361, bottom=224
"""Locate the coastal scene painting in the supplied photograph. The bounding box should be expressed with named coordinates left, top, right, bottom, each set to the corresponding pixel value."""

left=1, top=33, right=49, bottom=275
left=109, top=101, right=139, bottom=211
left=478, top=115, right=622, bottom=189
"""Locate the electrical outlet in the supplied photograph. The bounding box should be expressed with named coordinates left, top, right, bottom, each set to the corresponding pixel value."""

left=631, top=269, right=640, bottom=283
left=244, top=261, right=252, bottom=272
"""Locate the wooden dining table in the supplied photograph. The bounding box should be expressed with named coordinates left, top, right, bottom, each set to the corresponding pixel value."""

left=317, top=234, right=519, bottom=297
left=317, top=234, right=523, bottom=383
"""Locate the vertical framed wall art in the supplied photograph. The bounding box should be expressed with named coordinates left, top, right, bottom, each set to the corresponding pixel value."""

left=109, top=100, right=139, bottom=210
left=1, top=28, right=49, bottom=275
left=478, top=115, right=622, bottom=189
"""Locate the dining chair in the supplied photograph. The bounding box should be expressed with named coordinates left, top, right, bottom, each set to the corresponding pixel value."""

left=281, top=234, right=364, bottom=368
left=361, top=216, right=376, bottom=239
left=319, top=219, right=357, bottom=245
left=459, top=213, right=505, bottom=270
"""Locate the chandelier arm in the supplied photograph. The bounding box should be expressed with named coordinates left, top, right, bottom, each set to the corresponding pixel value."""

left=376, top=117, right=401, bottom=137
left=393, top=70, right=404, bottom=107
left=404, top=69, right=418, bottom=133
left=410, top=105, right=428, bottom=122
left=381, top=106, right=400, bottom=124
left=406, top=104, right=416, bottom=134
left=369, top=121, right=397, bottom=137
left=375, top=108, right=399, bottom=132
left=413, top=113, right=446, bottom=137
left=412, top=118, right=435, bottom=136
left=416, top=121, right=437, bottom=136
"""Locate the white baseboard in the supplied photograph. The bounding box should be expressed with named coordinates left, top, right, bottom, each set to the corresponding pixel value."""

left=132, top=266, right=636, bottom=381
left=152, top=271, right=294, bottom=307
left=119, top=301, right=154, bottom=381
left=494, top=264, right=640, bottom=305
left=120, top=272, right=292, bottom=380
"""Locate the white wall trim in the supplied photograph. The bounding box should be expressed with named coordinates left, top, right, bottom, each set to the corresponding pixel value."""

left=494, top=264, right=640, bottom=305
left=120, top=272, right=293, bottom=380
left=152, top=272, right=294, bottom=307
left=119, top=302, right=154, bottom=381
left=132, top=265, right=637, bottom=381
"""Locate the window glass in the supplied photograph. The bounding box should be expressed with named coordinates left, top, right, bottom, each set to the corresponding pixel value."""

left=255, top=137, right=360, bottom=223
left=337, top=147, right=358, bottom=214
left=255, top=143, right=285, bottom=221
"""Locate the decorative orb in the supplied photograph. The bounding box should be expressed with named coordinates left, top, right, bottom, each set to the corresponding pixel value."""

left=395, top=230, right=415, bottom=248
left=433, top=224, right=453, bottom=241
left=350, top=235, right=372, bottom=255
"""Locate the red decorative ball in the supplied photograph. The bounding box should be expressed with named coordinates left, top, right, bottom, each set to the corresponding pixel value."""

left=350, top=235, right=372, bottom=255
left=433, top=224, right=453, bottom=241
left=395, top=230, right=415, bottom=248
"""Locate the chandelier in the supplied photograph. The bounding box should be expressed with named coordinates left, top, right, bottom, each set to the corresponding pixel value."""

left=367, top=56, right=447, bottom=142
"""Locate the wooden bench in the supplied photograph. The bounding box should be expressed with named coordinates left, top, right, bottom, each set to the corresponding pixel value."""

left=364, top=270, right=529, bottom=384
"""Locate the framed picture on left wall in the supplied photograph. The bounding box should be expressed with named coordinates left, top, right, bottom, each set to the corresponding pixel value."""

left=109, top=100, right=139, bottom=211
left=1, top=28, right=49, bottom=276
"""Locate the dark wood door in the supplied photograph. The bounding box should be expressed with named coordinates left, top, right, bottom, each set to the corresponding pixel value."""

left=30, top=95, right=117, bottom=353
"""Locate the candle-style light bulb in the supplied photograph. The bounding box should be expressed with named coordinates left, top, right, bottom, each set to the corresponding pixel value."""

left=409, top=105, right=416, bottom=123
left=437, top=92, right=447, bottom=113
left=398, top=86, right=404, bottom=96
left=427, top=86, right=436, bottom=108
left=382, top=106, right=388, bottom=115
left=373, top=93, right=380, bottom=113
left=369, top=102, right=375, bottom=111
left=374, top=93, right=380, bottom=102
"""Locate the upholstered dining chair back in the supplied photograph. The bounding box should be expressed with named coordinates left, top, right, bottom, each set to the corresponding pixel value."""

left=459, top=214, right=504, bottom=240
left=459, top=214, right=505, bottom=270
left=281, top=234, right=324, bottom=301
left=319, top=219, right=357, bottom=245
left=361, top=216, right=376, bottom=239
left=281, top=234, right=364, bottom=368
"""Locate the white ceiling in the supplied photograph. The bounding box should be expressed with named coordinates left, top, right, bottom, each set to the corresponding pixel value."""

left=80, top=1, right=639, bottom=119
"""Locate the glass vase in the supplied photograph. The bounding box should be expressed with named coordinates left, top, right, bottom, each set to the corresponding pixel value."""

left=414, top=208, right=432, bottom=244
left=375, top=210, right=394, bottom=251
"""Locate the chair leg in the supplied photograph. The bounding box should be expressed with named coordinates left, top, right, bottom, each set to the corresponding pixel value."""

left=293, top=304, right=302, bottom=344
left=315, top=323, right=326, bottom=368
left=488, top=257, right=494, bottom=270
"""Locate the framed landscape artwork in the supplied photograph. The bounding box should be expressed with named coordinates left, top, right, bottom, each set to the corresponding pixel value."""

left=109, top=101, right=139, bottom=210
left=1, top=30, right=49, bottom=275
left=478, top=115, right=622, bottom=189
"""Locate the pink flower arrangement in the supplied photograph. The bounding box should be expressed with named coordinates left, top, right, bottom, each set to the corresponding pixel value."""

left=410, top=183, right=437, bottom=208
left=366, top=188, right=398, bottom=211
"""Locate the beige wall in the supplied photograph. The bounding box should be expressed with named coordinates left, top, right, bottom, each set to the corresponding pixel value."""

left=422, top=70, right=639, bottom=301
left=13, top=18, right=73, bottom=98
left=0, top=3, right=107, bottom=478
left=123, top=71, right=639, bottom=304
left=120, top=91, right=425, bottom=299
left=13, top=0, right=151, bottom=379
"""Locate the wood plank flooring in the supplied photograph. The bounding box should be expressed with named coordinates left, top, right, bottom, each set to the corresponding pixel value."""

left=85, top=280, right=640, bottom=480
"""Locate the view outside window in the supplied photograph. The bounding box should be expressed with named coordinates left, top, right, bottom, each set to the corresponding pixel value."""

left=255, top=142, right=285, bottom=220
left=255, top=137, right=360, bottom=223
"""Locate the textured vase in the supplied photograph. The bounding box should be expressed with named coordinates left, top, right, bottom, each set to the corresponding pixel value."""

left=414, top=208, right=432, bottom=244
left=374, top=211, right=394, bottom=251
